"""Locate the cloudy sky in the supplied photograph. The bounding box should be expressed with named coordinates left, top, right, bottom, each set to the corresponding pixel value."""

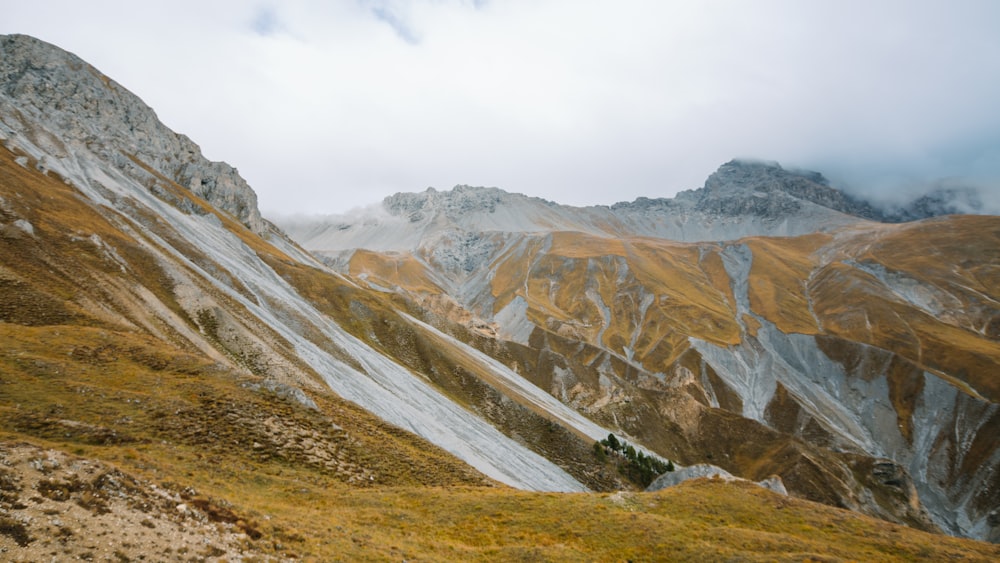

left=3, top=1, right=999, bottom=215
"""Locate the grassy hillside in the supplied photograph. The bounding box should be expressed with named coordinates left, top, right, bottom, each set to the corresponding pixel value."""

left=3, top=268, right=992, bottom=561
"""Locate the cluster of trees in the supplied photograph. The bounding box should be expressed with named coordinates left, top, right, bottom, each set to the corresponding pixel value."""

left=594, top=433, right=674, bottom=487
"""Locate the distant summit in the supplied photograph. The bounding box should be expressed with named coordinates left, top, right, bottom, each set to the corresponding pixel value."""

left=694, top=159, right=991, bottom=223
left=696, top=159, right=884, bottom=220
left=383, top=184, right=556, bottom=223
left=282, top=159, right=988, bottom=254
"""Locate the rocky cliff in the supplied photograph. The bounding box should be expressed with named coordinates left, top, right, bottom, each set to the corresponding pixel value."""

left=0, top=34, right=265, bottom=234
left=692, top=159, right=883, bottom=219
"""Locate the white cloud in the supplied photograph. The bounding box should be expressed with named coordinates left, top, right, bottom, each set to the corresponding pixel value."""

left=2, top=0, right=998, bottom=215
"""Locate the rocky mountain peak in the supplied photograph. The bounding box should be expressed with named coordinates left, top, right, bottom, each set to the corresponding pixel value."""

left=699, top=159, right=993, bottom=222
left=697, top=159, right=883, bottom=220
left=0, top=34, right=265, bottom=233
left=383, top=184, right=543, bottom=223
left=705, top=159, right=826, bottom=190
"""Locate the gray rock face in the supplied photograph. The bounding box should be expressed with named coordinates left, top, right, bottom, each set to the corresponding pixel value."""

left=604, top=160, right=863, bottom=221
left=384, top=185, right=518, bottom=222
left=693, top=160, right=991, bottom=223
left=645, top=464, right=738, bottom=490
left=645, top=463, right=788, bottom=495
left=692, top=159, right=883, bottom=220
left=0, top=34, right=265, bottom=234
left=425, top=230, right=499, bottom=275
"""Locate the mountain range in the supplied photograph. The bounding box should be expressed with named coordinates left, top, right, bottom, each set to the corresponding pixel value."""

left=278, top=160, right=1000, bottom=541
left=1, top=33, right=998, bottom=560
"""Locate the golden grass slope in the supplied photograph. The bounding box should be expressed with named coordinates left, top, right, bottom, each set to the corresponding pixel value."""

left=483, top=232, right=741, bottom=369
left=745, top=233, right=830, bottom=335
left=340, top=217, right=1000, bottom=406
left=742, top=218, right=1000, bottom=402
left=2, top=346, right=997, bottom=563
left=349, top=248, right=447, bottom=294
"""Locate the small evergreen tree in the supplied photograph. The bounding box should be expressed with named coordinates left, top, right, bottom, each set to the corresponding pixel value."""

left=593, top=440, right=607, bottom=462
left=604, top=433, right=621, bottom=452
left=599, top=433, right=675, bottom=486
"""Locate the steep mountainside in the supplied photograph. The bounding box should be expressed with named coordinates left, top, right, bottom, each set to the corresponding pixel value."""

left=283, top=171, right=1000, bottom=539
left=0, top=33, right=603, bottom=494
left=2, top=33, right=999, bottom=559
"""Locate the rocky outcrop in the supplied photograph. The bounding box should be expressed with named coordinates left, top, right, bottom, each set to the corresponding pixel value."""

left=646, top=464, right=788, bottom=496
left=384, top=185, right=520, bottom=222
left=0, top=443, right=265, bottom=561
left=694, top=160, right=989, bottom=223
left=0, top=34, right=265, bottom=233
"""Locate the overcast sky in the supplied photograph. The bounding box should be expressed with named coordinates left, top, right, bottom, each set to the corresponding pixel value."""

left=3, top=1, right=999, bottom=215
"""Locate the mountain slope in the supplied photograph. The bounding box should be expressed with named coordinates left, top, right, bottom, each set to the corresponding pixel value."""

left=0, top=33, right=594, bottom=492
left=284, top=177, right=1000, bottom=538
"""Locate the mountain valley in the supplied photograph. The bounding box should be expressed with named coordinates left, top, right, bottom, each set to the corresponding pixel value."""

left=1, top=33, right=999, bottom=561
